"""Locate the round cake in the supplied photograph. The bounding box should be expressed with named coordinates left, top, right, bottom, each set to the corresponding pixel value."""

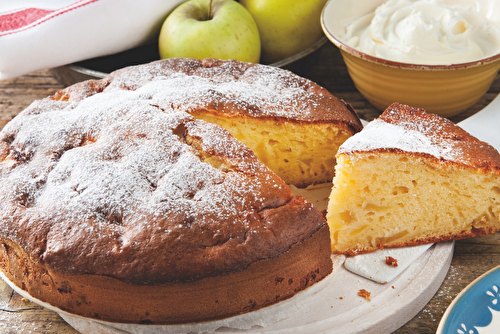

left=0, top=58, right=362, bottom=324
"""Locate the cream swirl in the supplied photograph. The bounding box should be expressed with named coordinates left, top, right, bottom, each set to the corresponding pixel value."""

left=345, top=0, right=500, bottom=65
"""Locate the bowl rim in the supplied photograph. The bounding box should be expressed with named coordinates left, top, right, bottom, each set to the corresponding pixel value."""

left=320, top=0, right=500, bottom=70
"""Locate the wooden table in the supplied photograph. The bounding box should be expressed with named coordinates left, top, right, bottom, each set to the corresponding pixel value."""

left=0, top=42, right=499, bottom=333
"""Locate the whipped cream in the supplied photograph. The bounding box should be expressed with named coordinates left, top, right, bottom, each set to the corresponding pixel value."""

left=345, top=0, right=500, bottom=65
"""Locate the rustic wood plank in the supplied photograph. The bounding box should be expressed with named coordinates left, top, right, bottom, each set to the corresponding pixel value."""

left=395, top=238, right=500, bottom=333
left=0, top=70, right=65, bottom=127
left=0, top=279, right=77, bottom=333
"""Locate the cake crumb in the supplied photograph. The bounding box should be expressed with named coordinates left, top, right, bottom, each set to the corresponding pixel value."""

left=358, top=289, right=371, bottom=301
left=385, top=256, right=398, bottom=267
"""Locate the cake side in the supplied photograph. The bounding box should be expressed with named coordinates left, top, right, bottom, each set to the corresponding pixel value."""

left=0, top=204, right=332, bottom=324
left=327, top=103, right=500, bottom=255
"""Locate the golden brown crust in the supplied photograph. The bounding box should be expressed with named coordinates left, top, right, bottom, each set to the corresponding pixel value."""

left=0, top=224, right=332, bottom=324
left=373, top=225, right=500, bottom=251
left=337, top=226, right=500, bottom=256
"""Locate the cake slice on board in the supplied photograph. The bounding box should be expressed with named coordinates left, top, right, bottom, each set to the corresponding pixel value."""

left=327, top=102, right=500, bottom=255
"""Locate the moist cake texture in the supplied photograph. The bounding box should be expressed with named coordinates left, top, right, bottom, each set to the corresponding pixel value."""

left=0, top=58, right=338, bottom=324
left=327, top=103, right=500, bottom=255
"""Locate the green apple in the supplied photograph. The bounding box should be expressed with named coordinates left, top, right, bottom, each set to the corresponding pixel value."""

left=239, top=0, right=327, bottom=64
left=158, top=0, right=260, bottom=63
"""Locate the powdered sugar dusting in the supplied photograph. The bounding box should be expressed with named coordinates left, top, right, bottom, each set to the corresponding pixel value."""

left=104, top=59, right=341, bottom=121
left=339, top=102, right=500, bottom=170
left=339, top=119, right=462, bottom=161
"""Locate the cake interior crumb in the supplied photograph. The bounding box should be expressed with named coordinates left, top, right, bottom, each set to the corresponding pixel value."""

left=385, top=256, right=398, bottom=267
left=358, top=289, right=371, bottom=301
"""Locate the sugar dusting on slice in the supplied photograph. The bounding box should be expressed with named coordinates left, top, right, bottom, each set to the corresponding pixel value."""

left=339, top=119, right=462, bottom=161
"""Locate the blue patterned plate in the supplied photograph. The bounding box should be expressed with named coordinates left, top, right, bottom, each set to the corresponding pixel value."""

left=437, top=265, right=500, bottom=334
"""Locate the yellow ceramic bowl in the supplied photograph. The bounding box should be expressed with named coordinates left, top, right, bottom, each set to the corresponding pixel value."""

left=321, top=0, right=500, bottom=118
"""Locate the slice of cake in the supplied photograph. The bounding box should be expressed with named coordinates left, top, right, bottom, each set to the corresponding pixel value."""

left=0, top=58, right=355, bottom=325
left=327, top=103, right=500, bottom=255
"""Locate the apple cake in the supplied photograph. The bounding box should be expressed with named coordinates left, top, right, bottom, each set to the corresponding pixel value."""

left=0, top=58, right=364, bottom=324
left=327, top=103, right=500, bottom=255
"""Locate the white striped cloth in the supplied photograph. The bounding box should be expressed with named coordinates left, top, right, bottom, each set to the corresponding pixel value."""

left=0, top=0, right=185, bottom=79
